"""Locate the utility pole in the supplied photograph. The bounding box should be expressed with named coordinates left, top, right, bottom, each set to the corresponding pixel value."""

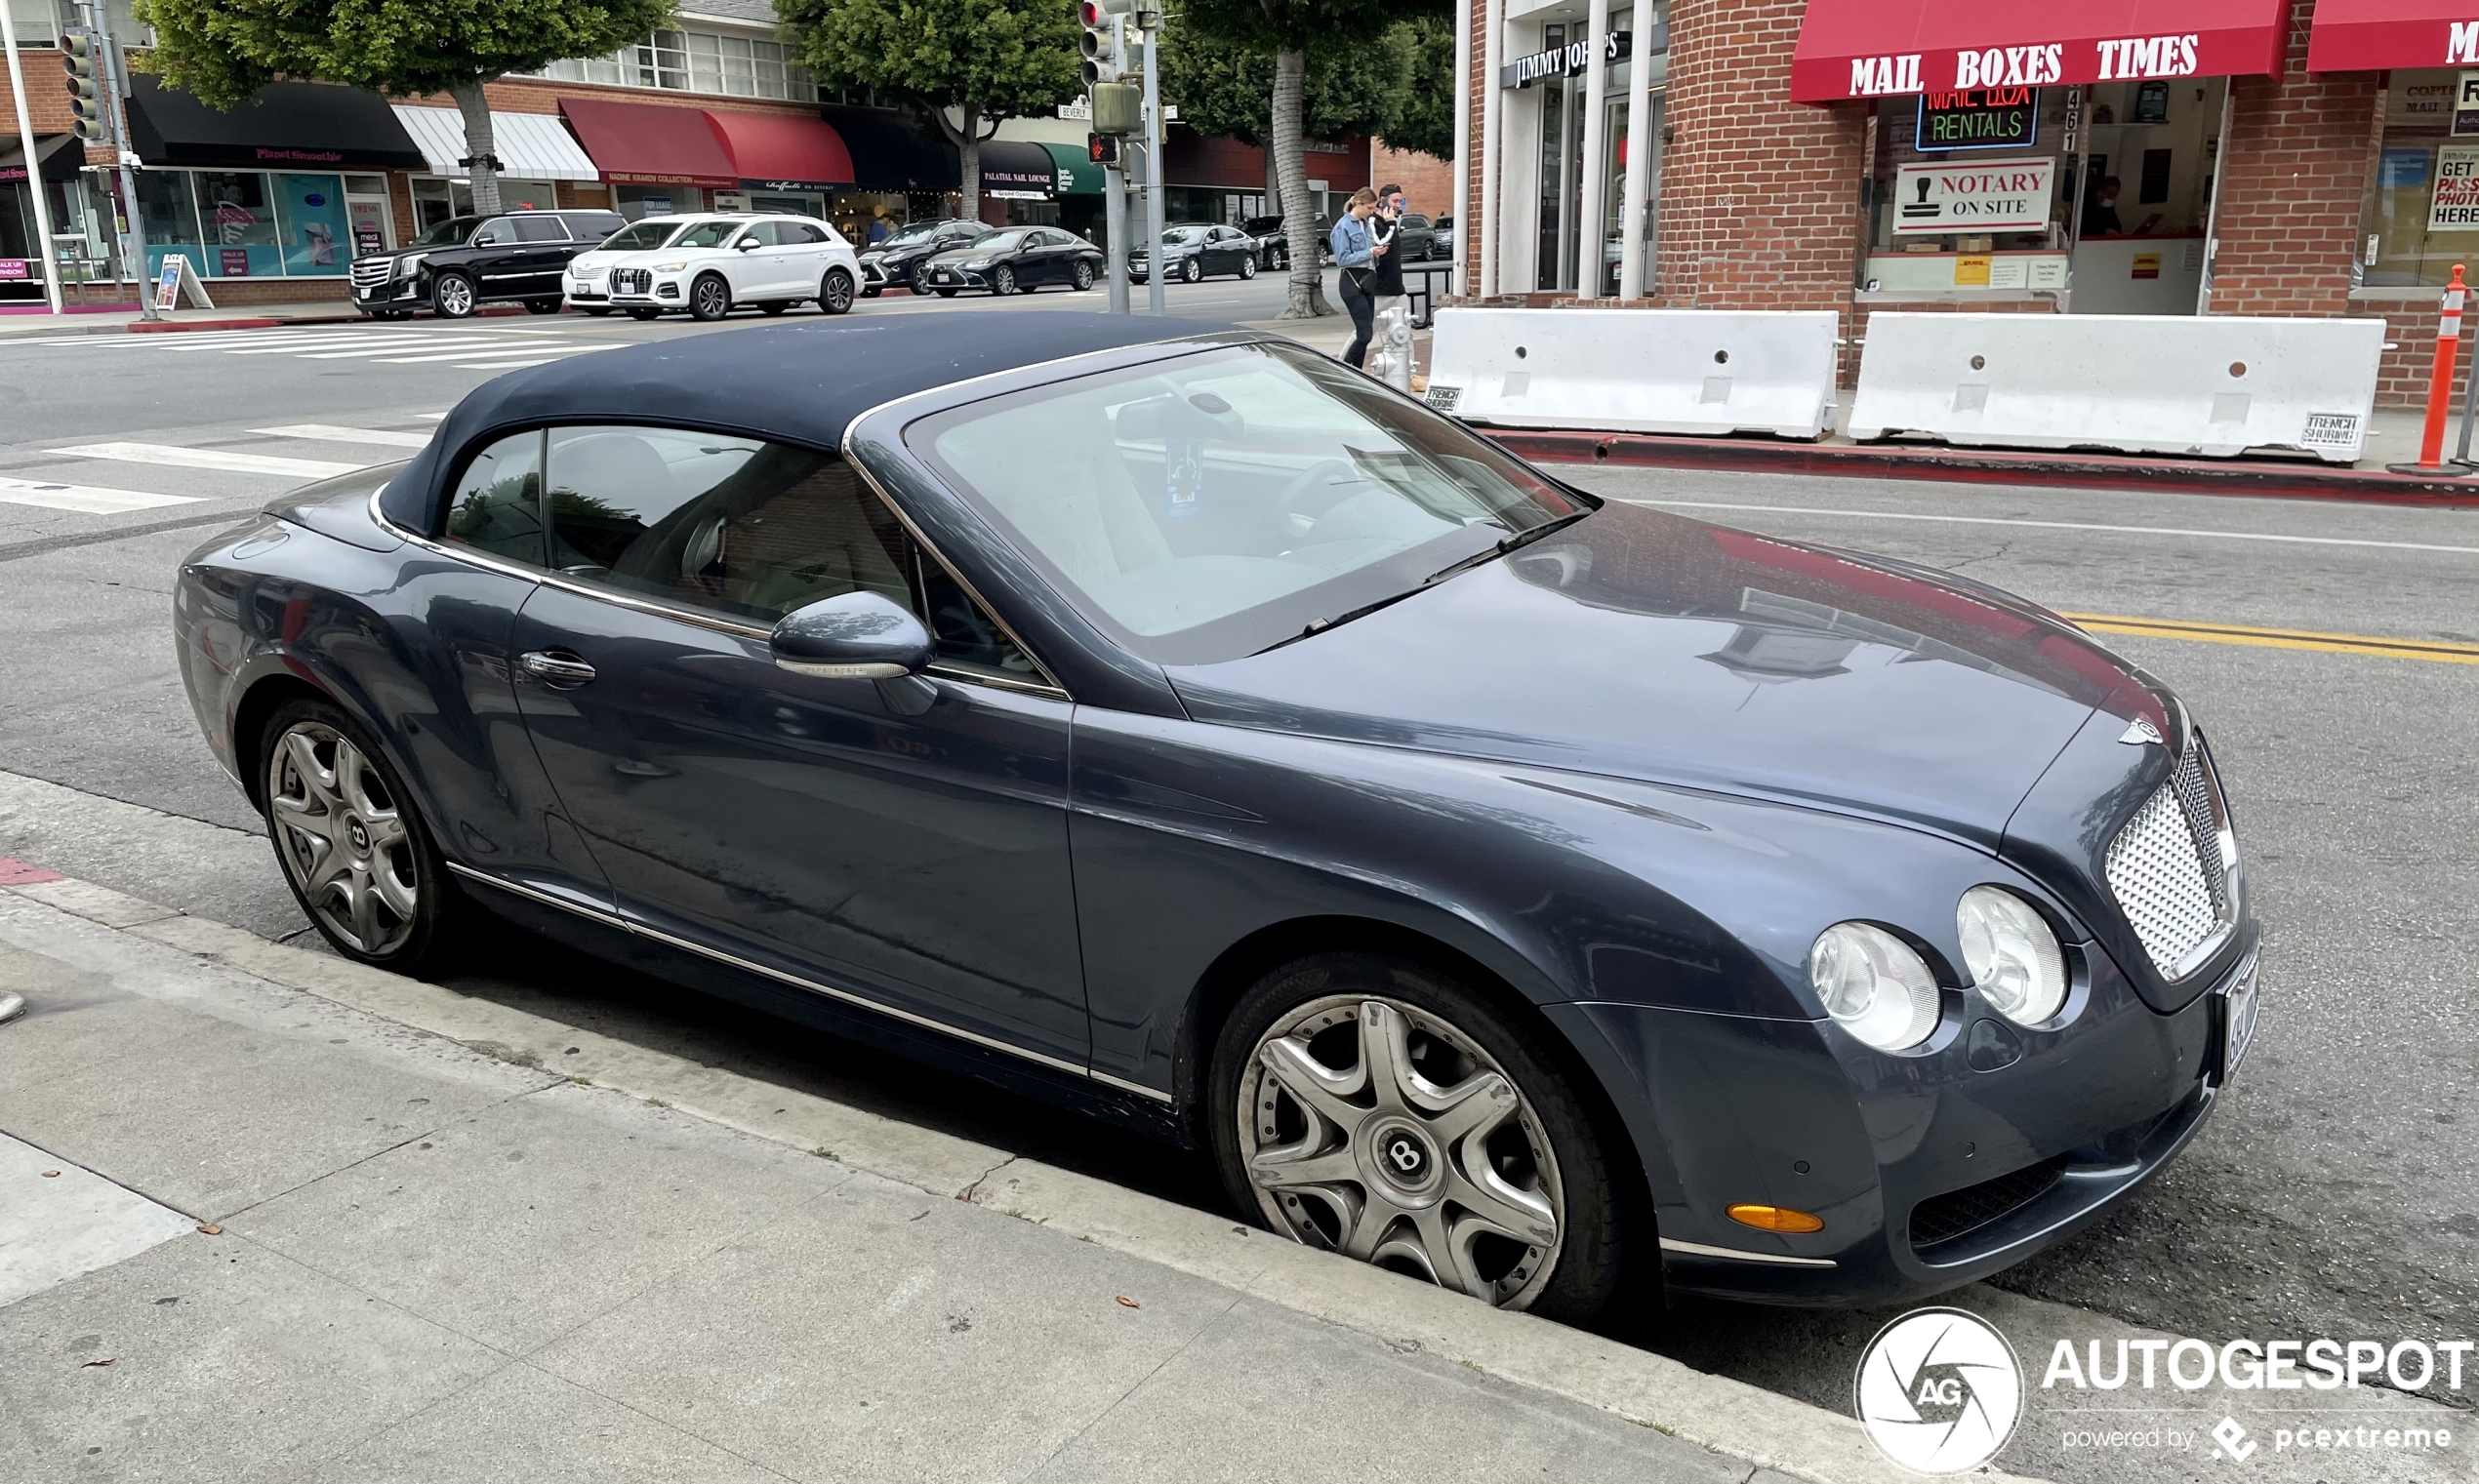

left=1078, top=1, right=1145, bottom=315
left=73, top=1, right=154, bottom=320
left=1139, top=8, right=1163, bottom=318
left=2, top=0, right=62, bottom=313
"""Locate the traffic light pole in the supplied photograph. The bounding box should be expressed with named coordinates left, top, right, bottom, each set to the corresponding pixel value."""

left=1141, top=18, right=1164, bottom=318
left=1, top=0, right=62, bottom=312
left=1102, top=18, right=1129, bottom=315
left=78, top=1, right=154, bottom=320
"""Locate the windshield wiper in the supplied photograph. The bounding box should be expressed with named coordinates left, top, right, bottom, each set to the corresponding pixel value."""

left=1254, top=512, right=1594, bottom=656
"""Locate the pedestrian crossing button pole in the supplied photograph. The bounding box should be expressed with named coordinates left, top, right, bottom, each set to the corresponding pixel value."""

left=2390, top=262, right=2471, bottom=477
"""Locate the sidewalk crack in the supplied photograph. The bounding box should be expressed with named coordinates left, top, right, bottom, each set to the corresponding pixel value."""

left=957, top=1153, right=1019, bottom=1203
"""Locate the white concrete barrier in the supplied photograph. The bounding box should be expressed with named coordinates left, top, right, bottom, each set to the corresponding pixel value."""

left=1847, top=313, right=2385, bottom=463
left=1421, top=308, right=1841, bottom=440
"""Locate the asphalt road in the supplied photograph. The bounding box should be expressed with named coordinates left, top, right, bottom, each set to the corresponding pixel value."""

left=4, top=316, right=2475, bottom=1477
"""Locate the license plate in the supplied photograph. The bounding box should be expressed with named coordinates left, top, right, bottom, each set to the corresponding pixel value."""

left=2218, top=955, right=2260, bottom=1082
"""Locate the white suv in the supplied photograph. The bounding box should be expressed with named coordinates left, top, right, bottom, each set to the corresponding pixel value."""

left=567, top=214, right=861, bottom=321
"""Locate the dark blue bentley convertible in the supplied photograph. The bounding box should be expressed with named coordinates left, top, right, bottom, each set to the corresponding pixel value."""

left=174, top=313, right=2259, bottom=1322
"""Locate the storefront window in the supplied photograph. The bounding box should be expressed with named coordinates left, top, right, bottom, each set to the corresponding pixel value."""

left=135, top=171, right=202, bottom=282
left=616, top=184, right=704, bottom=221
left=2359, top=70, right=2479, bottom=289
left=539, top=27, right=815, bottom=100
left=1864, top=89, right=2073, bottom=297
left=272, top=174, right=348, bottom=275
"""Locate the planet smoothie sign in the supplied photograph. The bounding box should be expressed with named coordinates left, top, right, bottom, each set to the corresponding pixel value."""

left=1891, top=156, right=2057, bottom=234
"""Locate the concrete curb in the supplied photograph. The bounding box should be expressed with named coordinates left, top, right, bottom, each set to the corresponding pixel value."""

left=0, top=863, right=2044, bottom=1484
left=1493, top=428, right=2479, bottom=507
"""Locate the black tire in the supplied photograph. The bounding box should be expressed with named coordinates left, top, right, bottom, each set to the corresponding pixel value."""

left=1239, top=255, right=1257, bottom=280
left=581, top=306, right=614, bottom=317
left=820, top=267, right=856, bottom=314
left=758, top=301, right=792, bottom=315
left=1071, top=260, right=1095, bottom=291
left=993, top=264, right=1017, bottom=297
left=1208, top=951, right=1630, bottom=1326
left=862, top=284, right=884, bottom=298
left=688, top=272, right=732, bottom=322
left=523, top=298, right=562, bottom=315
left=1181, top=256, right=1203, bottom=284
left=257, top=696, right=466, bottom=975
left=429, top=272, right=478, bottom=319
left=1271, top=247, right=1288, bottom=271
left=626, top=306, right=662, bottom=321
left=362, top=309, right=411, bottom=322
left=935, top=287, right=958, bottom=299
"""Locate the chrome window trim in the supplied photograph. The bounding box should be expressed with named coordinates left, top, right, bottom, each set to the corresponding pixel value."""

left=449, top=862, right=1173, bottom=1103
left=370, top=467, right=1071, bottom=700
left=1657, top=1237, right=1837, bottom=1269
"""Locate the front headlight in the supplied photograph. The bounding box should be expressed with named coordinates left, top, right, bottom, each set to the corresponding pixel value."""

left=394, top=253, right=426, bottom=279
left=958, top=258, right=992, bottom=269
left=1809, top=922, right=1942, bottom=1053
left=654, top=261, right=688, bottom=272
left=1956, top=887, right=2068, bottom=1026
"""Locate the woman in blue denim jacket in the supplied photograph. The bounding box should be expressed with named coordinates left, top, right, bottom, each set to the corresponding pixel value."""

left=1327, top=187, right=1384, bottom=370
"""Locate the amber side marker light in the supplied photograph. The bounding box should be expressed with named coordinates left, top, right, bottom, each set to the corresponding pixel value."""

left=1727, top=1203, right=1824, bottom=1234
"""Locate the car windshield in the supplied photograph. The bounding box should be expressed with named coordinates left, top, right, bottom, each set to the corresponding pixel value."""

left=599, top=220, right=679, bottom=252
left=671, top=220, right=742, bottom=249
left=909, top=341, right=1591, bottom=665
left=411, top=216, right=483, bottom=247
left=1240, top=217, right=1281, bottom=234
left=1163, top=228, right=1205, bottom=245
left=973, top=230, right=1029, bottom=252
left=881, top=220, right=944, bottom=245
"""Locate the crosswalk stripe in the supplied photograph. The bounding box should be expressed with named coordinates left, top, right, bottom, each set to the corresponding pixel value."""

left=375, top=344, right=592, bottom=365
left=0, top=476, right=204, bottom=514
left=416, top=412, right=448, bottom=420
left=249, top=424, right=433, bottom=449
left=50, top=442, right=367, bottom=479
left=451, top=358, right=574, bottom=370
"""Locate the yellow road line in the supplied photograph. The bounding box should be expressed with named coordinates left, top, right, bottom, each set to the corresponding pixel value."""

left=2059, top=612, right=2479, bottom=664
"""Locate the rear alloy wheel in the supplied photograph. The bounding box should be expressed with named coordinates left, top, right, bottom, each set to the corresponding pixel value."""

left=429, top=272, right=477, bottom=319
left=1181, top=256, right=1203, bottom=284
left=260, top=700, right=461, bottom=973
left=1071, top=260, right=1095, bottom=291
left=1212, top=953, right=1628, bottom=1324
left=820, top=268, right=856, bottom=314
left=689, top=273, right=732, bottom=321
left=1271, top=247, right=1288, bottom=271
left=1240, top=254, right=1257, bottom=280
left=993, top=264, right=1017, bottom=296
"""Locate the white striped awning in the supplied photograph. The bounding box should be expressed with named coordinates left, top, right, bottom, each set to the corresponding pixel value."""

left=389, top=105, right=601, bottom=181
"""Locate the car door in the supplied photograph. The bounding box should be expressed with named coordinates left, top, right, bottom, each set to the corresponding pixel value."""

left=1030, top=228, right=1073, bottom=284
left=506, top=422, right=1088, bottom=1064
left=720, top=222, right=779, bottom=298
left=464, top=218, right=526, bottom=296
left=509, top=214, right=573, bottom=294
left=778, top=219, right=834, bottom=294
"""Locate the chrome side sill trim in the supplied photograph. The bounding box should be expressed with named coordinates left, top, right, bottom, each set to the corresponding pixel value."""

left=1658, top=1236, right=1839, bottom=1269
left=447, top=862, right=1173, bottom=1103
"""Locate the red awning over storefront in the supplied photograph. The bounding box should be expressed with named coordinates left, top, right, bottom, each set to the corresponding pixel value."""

left=557, top=98, right=739, bottom=187
left=1788, top=0, right=2290, bottom=103
left=703, top=110, right=854, bottom=193
left=2306, top=0, right=2479, bottom=71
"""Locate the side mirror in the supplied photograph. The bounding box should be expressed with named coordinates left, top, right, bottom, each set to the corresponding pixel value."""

left=771, top=591, right=932, bottom=679
left=735, top=237, right=761, bottom=252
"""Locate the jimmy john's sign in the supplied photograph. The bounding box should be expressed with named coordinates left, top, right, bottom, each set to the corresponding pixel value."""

left=1890, top=157, right=2055, bottom=235
left=1802, top=29, right=2240, bottom=101
left=1500, top=31, right=1634, bottom=88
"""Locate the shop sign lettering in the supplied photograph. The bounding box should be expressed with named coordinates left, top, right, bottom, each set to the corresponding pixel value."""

left=2450, top=21, right=2479, bottom=64
left=1891, top=156, right=2056, bottom=235
left=1849, top=55, right=1924, bottom=97
left=2429, top=144, right=2479, bottom=229
left=2456, top=71, right=2479, bottom=136
left=2096, top=35, right=2200, bottom=80
left=1953, top=46, right=2062, bottom=89
left=1919, top=88, right=2040, bottom=149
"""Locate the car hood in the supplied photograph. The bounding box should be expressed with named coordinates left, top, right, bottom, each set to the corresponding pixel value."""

left=1163, top=502, right=2151, bottom=847
left=925, top=246, right=999, bottom=264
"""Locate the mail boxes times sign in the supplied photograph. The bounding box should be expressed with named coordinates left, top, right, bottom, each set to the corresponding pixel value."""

left=1841, top=35, right=2206, bottom=97
left=1894, top=157, right=2056, bottom=235
left=2433, top=145, right=2479, bottom=230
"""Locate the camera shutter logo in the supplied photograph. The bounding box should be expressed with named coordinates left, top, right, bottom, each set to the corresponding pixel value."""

left=1854, top=1307, right=2023, bottom=1473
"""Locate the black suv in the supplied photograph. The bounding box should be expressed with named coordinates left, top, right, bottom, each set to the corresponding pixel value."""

left=857, top=218, right=995, bottom=295
left=349, top=208, right=625, bottom=320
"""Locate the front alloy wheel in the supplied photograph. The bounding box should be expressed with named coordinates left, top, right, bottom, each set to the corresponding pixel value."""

left=1181, top=256, right=1203, bottom=284
left=429, top=273, right=476, bottom=319
left=1240, top=254, right=1257, bottom=279
left=1072, top=260, right=1095, bottom=291
left=993, top=264, right=1017, bottom=296
left=1214, top=954, right=1627, bottom=1322
left=689, top=273, right=732, bottom=321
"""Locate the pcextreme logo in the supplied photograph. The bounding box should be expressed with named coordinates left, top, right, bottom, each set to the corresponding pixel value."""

left=1854, top=1307, right=2024, bottom=1473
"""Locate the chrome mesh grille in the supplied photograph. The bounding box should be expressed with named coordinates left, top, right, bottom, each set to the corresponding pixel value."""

left=2105, top=744, right=2233, bottom=978
left=348, top=258, right=392, bottom=289
left=611, top=268, right=652, bottom=295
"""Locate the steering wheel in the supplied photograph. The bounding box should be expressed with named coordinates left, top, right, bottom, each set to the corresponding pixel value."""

left=1274, top=458, right=1361, bottom=533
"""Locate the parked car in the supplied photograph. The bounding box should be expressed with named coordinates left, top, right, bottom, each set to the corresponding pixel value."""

left=915, top=226, right=1103, bottom=297
left=175, top=312, right=2255, bottom=1323
left=1130, top=223, right=1260, bottom=284
left=1240, top=214, right=1332, bottom=271
left=1388, top=213, right=1440, bottom=261
left=349, top=208, right=625, bottom=320
left=1434, top=214, right=1457, bottom=259
left=574, top=214, right=860, bottom=322
left=859, top=218, right=998, bottom=296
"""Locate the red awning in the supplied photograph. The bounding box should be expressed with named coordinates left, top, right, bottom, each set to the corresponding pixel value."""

left=556, top=98, right=740, bottom=187
left=2306, top=0, right=2479, bottom=71
left=703, top=109, right=854, bottom=193
left=1789, top=0, right=2290, bottom=103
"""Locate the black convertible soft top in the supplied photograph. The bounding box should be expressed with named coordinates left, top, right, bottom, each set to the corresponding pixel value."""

left=377, top=311, right=1237, bottom=533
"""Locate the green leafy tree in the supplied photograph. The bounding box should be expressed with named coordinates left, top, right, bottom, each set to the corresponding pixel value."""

left=1178, top=0, right=1448, bottom=317
left=1382, top=15, right=1453, bottom=162
left=1161, top=21, right=1409, bottom=212
left=778, top=0, right=1080, bottom=221
left=134, top=0, right=674, bottom=216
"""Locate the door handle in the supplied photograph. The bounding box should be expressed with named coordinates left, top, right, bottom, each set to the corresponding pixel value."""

left=519, top=650, right=597, bottom=688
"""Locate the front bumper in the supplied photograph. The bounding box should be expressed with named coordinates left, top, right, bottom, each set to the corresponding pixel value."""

left=918, top=265, right=989, bottom=291
left=353, top=276, right=422, bottom=306
left=1550, top=930, right=2253, bottom=1305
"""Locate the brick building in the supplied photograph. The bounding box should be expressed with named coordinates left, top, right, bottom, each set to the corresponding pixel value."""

left=1454, top=0, right=2479, bottom=403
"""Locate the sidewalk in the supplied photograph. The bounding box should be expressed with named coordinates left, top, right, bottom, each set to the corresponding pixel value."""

left=0, top=870, right=1930, bottom=1484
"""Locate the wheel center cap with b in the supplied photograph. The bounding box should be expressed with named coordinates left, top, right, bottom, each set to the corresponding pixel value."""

left=1361, top=1117, right=1442, bottom=1200
left=345, top=817, right=371, bottom=855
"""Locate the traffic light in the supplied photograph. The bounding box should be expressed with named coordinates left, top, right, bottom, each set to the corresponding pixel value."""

left=62, top=34, right=106, bottom=144
left=1077, top=1, right=1124, bottom=87
left=1087, top=132, right=1118, bottom=166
